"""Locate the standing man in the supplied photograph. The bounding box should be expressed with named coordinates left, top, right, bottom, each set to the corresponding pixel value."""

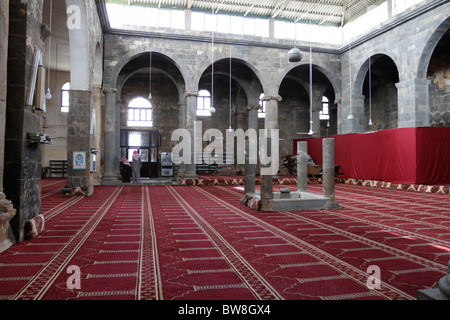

left=131, top=150, right=142, bottom=183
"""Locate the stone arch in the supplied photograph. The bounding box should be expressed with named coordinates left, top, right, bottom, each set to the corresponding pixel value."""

left=107, top=44, right=188, bottom=97
left=279, top=60, right=341, bottom=103
left=355, top=54, right=400, bottom=132
left=417, top=16, right=450, bottom=80
left=195, top=50, right=266, bottom=98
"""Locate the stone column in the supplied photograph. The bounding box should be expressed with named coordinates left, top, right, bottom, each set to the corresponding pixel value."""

left=235, top=109, right=246, bottom=173
left=322, top=138, right=341, bottom=209
left=176, top=98, right=187, bottom=177
left=260, top=95, right=281, bottom=211
left=0, top=0, right=16, bottom=253
left=244, top=104, right=260, bottom=195
left=103, top=88, right=118, bottom=183
left=67, top=90, right=92, bottom=191
left=396, top=78, right=431, bottom=128
left=297, top=141, right=308, bottom=192
left=184, top=91, right=197, bottom=179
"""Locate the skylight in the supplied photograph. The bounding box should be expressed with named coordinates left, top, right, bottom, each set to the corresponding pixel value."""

left=105, top=0, right=428, bottom=46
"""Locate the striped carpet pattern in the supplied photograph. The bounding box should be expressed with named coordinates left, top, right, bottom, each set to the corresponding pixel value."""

left=0, top=179, right=449, bottom=300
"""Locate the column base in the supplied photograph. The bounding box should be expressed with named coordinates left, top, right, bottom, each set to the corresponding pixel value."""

left=0, top=199, right=17, bottom=254
left=102, top=174, right=121, bottom=186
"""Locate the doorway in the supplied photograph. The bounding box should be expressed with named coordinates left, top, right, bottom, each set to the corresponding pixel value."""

left=120, top=129, right=160, bottom=178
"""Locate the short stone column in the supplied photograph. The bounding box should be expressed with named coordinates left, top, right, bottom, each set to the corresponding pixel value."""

left=418, top=261, right=450, bottom=300
left=184, top=91, right=197, bottom=179
left=297, top=141, right=308, bottom=193
left=260, top=94, right=281, bottom=211
left=322, top=138, right=341, bottom=209
left=244, top=104, right=259, bottom=195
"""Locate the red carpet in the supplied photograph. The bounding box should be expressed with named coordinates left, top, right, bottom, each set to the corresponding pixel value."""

left=0, top=178, right=449, bottom=300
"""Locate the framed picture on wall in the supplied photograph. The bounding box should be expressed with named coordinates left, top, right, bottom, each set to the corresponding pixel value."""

left=73, top=151, right=86, bottom=170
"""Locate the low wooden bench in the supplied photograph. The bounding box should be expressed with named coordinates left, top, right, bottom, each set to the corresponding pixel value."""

left=61, top=188, right=73, bottom=198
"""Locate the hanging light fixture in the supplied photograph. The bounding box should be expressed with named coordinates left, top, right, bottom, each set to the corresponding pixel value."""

left=368, top=56, right=373, bottom=126
left=209, top=8, right=216, bottom=115
left=45, top=0, right=53, bottom=100
left=288, top=21, right=303, bottom=63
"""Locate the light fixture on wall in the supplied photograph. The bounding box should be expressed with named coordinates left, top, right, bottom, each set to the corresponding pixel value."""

left=368, top=56, right=373, bottom=126
left=45, top=0, right=53, bottom=100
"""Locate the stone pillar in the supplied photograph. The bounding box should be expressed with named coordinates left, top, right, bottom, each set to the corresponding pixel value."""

left=260, top=95, right=281, bottom=211
left=103, top=88, right=118, bottom=183
left=184, top=91, right=197, bottom=179
left=297, top=141, right=308, bottom=192
left=244, top=104, right=260, bottom=195
left=342, top=94, right=365, bottom=134
left=235, top=109, right=246, bottom=173
left=67, top=90, right=92, bottom=192
left=418, top=261, right=450, bottom=300
left=5, top=0, right=44, bottom=243
left=322, top=138, right=341, bottom=209
left=396, top=78, right=431, bottom=128
left=0, top=0, right=16, bottom=253
left=176, top=99, right=187, bottom=177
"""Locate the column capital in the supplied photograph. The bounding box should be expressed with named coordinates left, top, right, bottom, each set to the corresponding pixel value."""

left=184, top=91, right=198, bottom=98
left=103, top=87, right=117, bottom=94
left=246, top=104, right=261, bottom=111
left=261, top=94, right=282, bottom=102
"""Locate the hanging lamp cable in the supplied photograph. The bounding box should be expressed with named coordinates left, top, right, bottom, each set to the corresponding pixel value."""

left=308, top=19, right=314, bottom=135
left=368, top=56, right=373, bottom=126
left=46, top=0, right=53, bottom=100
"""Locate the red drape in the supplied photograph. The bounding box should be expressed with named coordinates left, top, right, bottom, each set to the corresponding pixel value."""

left=293, top=127, right=450, bottom=185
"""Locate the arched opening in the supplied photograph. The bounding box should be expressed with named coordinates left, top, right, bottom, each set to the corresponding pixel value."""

left=279, top=65, right=337, bottom=156
left=360, top=55, right=399, bottom=132
left=117, top=51, right=185, bottom=178
left=427, top=27, right=450, bottom=127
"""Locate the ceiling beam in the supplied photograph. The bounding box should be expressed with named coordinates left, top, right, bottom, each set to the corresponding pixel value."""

left=341, top=0, right=348, bottom=26
left=270, top=0, right=291, bottom=19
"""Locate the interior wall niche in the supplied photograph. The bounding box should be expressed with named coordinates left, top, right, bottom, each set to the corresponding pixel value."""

left=362, top=55, right=399, bottom=132
left=427, top=28, right=450, bottom=127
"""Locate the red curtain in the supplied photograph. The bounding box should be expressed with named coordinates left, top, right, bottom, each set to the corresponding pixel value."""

left=294, top=127, right=450, bottom=185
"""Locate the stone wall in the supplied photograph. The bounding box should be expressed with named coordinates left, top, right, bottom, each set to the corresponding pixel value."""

left=5, top=0, right=45, bottom=242
left=339, top=1, right=450, bottom=133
